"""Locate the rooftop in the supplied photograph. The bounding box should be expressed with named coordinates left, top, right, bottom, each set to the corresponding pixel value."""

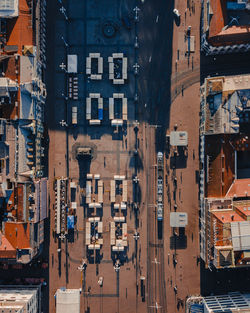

left=5, top=0, right=33, bottom=54
left=235, top=204, right=250, bottom=216
left=4, top=222, right=31, bottom=250
left=212, top=210, right=244, bottom=223
left=203, top=292, right=250, bottom=313
left=0, top=232, right=16, bottom=259
left=201, top=75, right=250, bottom=135
left=205, top=135, right=235, bottom=198
left=226, top=178, right=250, bottom=198
left=0, top=0, right=19, bottom=18
left=207, top=0, right=250, bottom=46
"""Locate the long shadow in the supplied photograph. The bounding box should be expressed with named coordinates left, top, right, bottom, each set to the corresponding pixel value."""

left=137, top=0, right=174, bottom=152
left=200, top=51, right=250, bottom=85
left=200, top=260, right=250, bottom=296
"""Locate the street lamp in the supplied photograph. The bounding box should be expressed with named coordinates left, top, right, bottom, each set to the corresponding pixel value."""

left=78, top=258, right=87, bottom=272
left=59, top=62, right=67, bottom=72
left=133, top=176, right=139, bottom=184
left=61, top=36, right=69, bottom=48
left=133, top=6, right=140, bottom=22
left=78, top=259, right=87, bottom=289
left=59, top=6, right=68, bottom=20
left=60, top=120, right=68, bottom=127
left=59, top=234, right=66, bottom=241
left=134, top=36, right=139, bottom=49
left=133, top=63, right=140, bottom=75
left=133, top=231, right=140, bottom=240
left=114, top=260, right=120, bottom=272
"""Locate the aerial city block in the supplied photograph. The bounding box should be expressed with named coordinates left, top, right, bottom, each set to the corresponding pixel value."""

left=0, top=0, right=250, bottom=313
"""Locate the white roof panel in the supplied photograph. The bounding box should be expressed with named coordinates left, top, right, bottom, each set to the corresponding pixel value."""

left=170, top=212, right=188, bottom=227
left=231, top=221, right=250, bottom=251
left=56, top=289, right=80, bottom=313
left=67, top=55, right=78, bottom=73
left=170, top=131, right=188, bottom=146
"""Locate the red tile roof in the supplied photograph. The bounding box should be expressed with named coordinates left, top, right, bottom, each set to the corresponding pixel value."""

left=4, top=222, right=31, bottom=249
left=0, top=232, right=16, bottom=259
left=235, top=205, right=250, bottom=217
left=209, top=0, right=227, bottom=39
left=226, top=179, right=250, bottom=198
left=6, top=0, right=33, bottom=55
left=212, top=210, right=244, bottom=223
left=208, top=0, right=250, bottom=46
left=206, top=135, right=235, bottom=198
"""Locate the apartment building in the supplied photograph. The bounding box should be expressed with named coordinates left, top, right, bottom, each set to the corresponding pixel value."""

left=0, top=0, right=47, bottom=263
left=0, top=287, right=39, bottom=313
left=200, top=74, right=250, bottom=268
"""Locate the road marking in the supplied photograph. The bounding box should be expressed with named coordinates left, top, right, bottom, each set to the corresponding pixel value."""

left=156, top=15, right=159, bottom=23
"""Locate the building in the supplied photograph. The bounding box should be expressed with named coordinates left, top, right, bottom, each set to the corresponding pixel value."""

left=201, top=292, right=250, bottom=313
left=55, top=289, right=80, bottom=313
left=201, top=0, right=250, bottom=55
left=200, top=74, right=250, bottom=268
left=0, top=287, right=40, bottom=313
left=0, top=0, right=47, bottom=264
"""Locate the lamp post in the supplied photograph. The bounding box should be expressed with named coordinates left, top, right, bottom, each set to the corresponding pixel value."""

left=61, top=36, right=69, bottom=48
left=59, top=6, right=68, bottom=20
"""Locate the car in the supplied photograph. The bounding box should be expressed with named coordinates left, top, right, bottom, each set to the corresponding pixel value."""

left=173, top=8, right=180, bottom=18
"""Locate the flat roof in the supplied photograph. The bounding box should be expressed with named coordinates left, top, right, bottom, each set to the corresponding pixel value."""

left=170, top=131, right=188, bottom=146
left=0, top=0, right=18, bottom=18
left=231, top=221, right=250, bottom=251
left=56, top=289, right=80, bottom=313
left=203, top=292, right=250, bottom=312
left=170, top=212, right=188, bottom=227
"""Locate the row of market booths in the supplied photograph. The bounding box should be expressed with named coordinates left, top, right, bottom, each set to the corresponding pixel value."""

left=85, top=174, right=128, bottom=262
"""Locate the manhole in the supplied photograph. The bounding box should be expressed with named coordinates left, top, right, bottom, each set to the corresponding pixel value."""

left=102, top=21, right=117, bottom=38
